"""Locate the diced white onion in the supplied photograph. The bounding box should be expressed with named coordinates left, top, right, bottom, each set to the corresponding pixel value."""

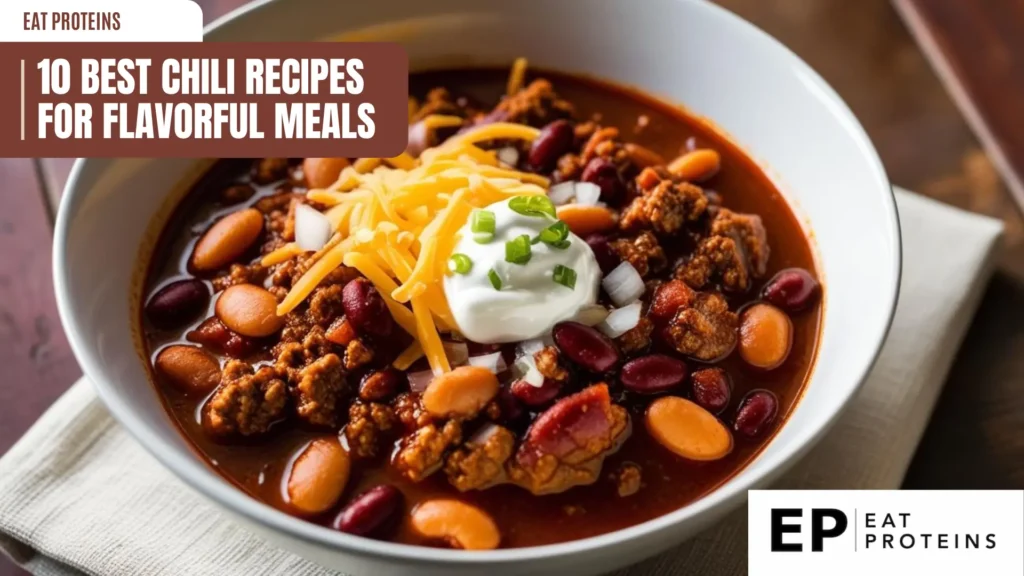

left=603, top=261, right=645, bottom=306
left=548, top=181, right=576, bottom=205
left=598, top=302, right=643, bottom=338
left=574, top=182, right=602, bottom=206
left=407, top=121, right=429, bottom=157
left=408, top=370, right=434, bottom=393
left=513, top=355, right=545, bottom=387
left=442, top=341, right=469, bottom=366
left=515, top=338, right=547, bottom=358
left=497, top=146, right=519, bottom=167
left=294, top=203, right=332, bottom=251
left=468, top=352, right=508, bottom=374
left=469, top=422, right=502, bottom=445
left=572, top=304, right=610, bottom=326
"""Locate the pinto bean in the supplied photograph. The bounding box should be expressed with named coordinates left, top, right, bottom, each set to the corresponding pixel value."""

left=410, top=499, right=500, bottom=550
left=556, top=204, right=617, bottom=237
left=422, top=366, right=499, bottom=418
left=286, top=437, right=351, bottom=515
left=333, top=485, right=403, bottom=537
left=154, top=345, right=221, bottom=396
left=646, top=396, right=732, bottom=461
left=667, top=149, right=720, bottom=182
left=738, top=303, right=793, bottom=370
left=624, top=143, right=666, bottom=169
left=303, top=158, right=350, bottom=189
left=215, top=284, right=285, bottom=338
left=190, top=208, right=263, bottom=272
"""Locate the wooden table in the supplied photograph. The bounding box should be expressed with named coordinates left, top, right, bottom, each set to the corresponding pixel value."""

left=3, top=0, right=1023, bottom=573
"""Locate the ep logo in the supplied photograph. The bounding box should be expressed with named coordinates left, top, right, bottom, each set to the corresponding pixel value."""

left=770, top=508, right=848, bottom=552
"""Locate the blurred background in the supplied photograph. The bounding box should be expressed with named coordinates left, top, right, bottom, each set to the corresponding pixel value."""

left=3, top=0, right=1022, bottom=573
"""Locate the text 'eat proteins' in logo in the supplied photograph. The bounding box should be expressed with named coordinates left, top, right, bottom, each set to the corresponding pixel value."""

left=748, top=490, right=1024, bottom=576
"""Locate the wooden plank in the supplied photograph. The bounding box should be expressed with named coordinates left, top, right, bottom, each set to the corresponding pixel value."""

left=894, top=0, right=1024, bottom=217
left=0, top=160, right=80, bottom=575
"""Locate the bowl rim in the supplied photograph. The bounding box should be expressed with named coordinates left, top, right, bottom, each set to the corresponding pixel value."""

left=53, top=0, right=902, bottom=566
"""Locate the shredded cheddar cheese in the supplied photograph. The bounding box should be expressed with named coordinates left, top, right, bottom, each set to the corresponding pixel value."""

left=276, top=120, right=547, bottom=375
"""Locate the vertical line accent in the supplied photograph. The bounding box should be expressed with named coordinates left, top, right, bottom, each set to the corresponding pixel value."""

left=854, top=508, right=858, bottom=552
left=20, top=59, right=25, bottom=141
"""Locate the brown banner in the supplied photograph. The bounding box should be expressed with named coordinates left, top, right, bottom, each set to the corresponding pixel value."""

left=0, top=43, right=409, bottom=158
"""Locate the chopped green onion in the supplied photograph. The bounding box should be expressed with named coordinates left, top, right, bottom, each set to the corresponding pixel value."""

left=473, top=232, right=495, bottom=244
left=505, top=234, right=533, bottom=265
left=538, top=221, right=570, bottom=247
left=553, top=265, right=577, bottom=289
left=448, top=253, right=473, bottom=275
left=472, top=210, right=496, bottom=234
left=508, top=195, right=557, bottom=219
left=488, top=268, right=503, bottom=290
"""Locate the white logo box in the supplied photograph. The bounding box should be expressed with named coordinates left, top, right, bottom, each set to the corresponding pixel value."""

left=749, top=490, right=1023, bottom=575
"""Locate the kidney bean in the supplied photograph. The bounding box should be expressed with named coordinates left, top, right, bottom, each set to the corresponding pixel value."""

left=646, top=396, right=732, bottom=461
left=497, top=385, right=525, bottom=423
left=187, top=317, right=259, bottom=358
left=556, top=204, right=617, bottom=239
left=620, top=354, right=688, bottom=394
left=738, top=303, right=793, bottom=370
left=511, top=378, right=562, bottom=407
left=342, top=278, right=393, bottom=337
left=154, top=345, right=221, bottom=397
left=145, top=279, right=210, bottom=330
left=286, top=437, right=351, bottom=515
left=190, top=208, right=264, bottom=272
left=667, top=149, right=721, bottom=182
left=422, top=366, right=499, bottom=418
left=761, top=268, right=821, bottom=313
left=410, top=499, right=500, bottom=550
left=528, top=120, right=574, bottom=172
left=733, top=390, right=778, bottom=439
left=581, top=158, right=624, bottom=204
left=650, top=279, right=695, bottom=321
left=333, top=485, right=403, bottom=537
left=690, top=367, right=732, bottom=414
left=303, top=158, right=350, bottom=189
left=585, top=234, right=621, bottom=276
left=221, top=184, right=256, bottom=204
left=215, top=284, right=285, bottom=338
left=360, top=368, right=404, bottom=402
left=552, top=321, right=621, bottom=372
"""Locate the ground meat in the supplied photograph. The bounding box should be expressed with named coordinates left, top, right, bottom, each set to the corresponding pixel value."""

left=613, top=463, right=642, bottom=497
left=204, top=361, right=287, bottom=437
left=620, top=179, right=708, bottom=234
left=279, top=311, right=314, bottom=346
left=392, top=392, right=433, bottom=432
left=411, top=88, right=465, bottom=122
left=252, top=158, right=289, bottom=184
left=534, top=346, right=569, bottom=382
left=616, top=317, right=654, bottom=354
left=444, top=425, right=515, bottom=491
left=344, top=339, right=374, bottom=370
left=553, top=153, right=585, bottom=183
left=292, top=353, right=348, bottom=427
left=510, top=384, right=630, bottom=495
left=393, top=420, right=463, bottom=482
left=254, top=190, right=302, bottom=215
left=665, top=291, right=738, bottom=361
left=492, top=79, right=574, bottom=127
left=212, top=263, right=266, bottom=292
left=308, top=284, right=345, bottom=327
left=345, top=401, right=397, bottom=459
left=676, top=209, right=769, bottom=292
left=610, top=231, right=666, bottom=278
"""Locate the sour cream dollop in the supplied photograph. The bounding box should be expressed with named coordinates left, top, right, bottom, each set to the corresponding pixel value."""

left=443, top=198, right=600, bottom=343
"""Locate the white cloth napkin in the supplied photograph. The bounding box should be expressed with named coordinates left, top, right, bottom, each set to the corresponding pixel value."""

left=0, top=189, right=1003, bottom=576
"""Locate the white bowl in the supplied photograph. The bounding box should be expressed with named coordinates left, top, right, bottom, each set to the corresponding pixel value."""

left=53, top=0, right=900, bottom=574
